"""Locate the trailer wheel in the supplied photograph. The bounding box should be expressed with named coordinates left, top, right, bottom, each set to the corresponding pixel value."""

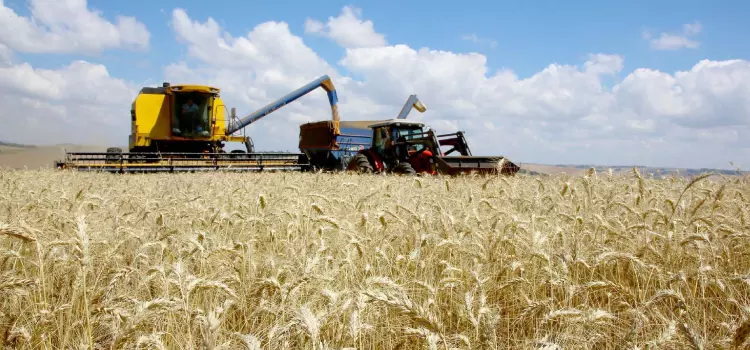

left=347, top=153, right=373, bottom=173
left=392, top=162, right=416, bottom=175
left=105, top=147, right=122, bottom=164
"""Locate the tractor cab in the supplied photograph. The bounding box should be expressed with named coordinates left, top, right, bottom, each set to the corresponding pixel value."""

left=361, top=120, right=441, bottom=173
left=346, top=118, right=520, bottom=176
left=370, top=120, right=428, bottom=159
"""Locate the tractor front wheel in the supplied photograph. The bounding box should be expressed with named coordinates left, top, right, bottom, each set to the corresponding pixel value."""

left=347, top=153, right=373, bottom=173
left=392, top=162, right=416, bottom=175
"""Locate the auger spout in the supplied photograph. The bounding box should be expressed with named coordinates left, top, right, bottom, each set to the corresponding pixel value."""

left=396, top=94, right=426, bottom=119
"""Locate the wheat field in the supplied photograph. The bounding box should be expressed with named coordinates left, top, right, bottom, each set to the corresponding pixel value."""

left=1, top=169, right=749, bottom=349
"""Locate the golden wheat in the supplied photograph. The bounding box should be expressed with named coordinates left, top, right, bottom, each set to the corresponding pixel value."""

left=0, top=169, right=749, bottom=349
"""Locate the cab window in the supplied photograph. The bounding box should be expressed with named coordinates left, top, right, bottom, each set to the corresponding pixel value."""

left=396, top=127, right=425, bottom=152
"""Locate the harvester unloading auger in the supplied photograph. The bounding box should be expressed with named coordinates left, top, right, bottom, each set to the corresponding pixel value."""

left=55, top=75, right=341, bottom=173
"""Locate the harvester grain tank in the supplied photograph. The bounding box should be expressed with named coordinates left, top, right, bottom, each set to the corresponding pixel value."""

left=55, top=75, right=340, bottom=173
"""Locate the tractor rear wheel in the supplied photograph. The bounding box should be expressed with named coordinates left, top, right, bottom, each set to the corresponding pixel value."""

left=347, top=153, right=373, bottom=173
left=392, top=162, right=416, bottom=175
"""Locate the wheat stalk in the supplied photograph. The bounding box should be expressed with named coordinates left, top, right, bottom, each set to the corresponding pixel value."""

left=0, top=169, right=747, bottom=348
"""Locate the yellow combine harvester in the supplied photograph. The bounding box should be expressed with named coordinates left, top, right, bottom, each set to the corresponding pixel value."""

left=55, top=76, right=341, bottom=173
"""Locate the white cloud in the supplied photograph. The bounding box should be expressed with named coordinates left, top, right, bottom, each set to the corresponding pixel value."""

left=1, top=7, right=748, bottom=170
left=644, top=21, right=702, bottom=51
left=0, top=0, right=150, bottom=54
left=0, top=42, right=11, bottom=65
left=650, top=34, right=699, bottom=50
left=161, top=9, right=749, bottom=169
left=303, top=6, right=386, bottom=48
left=171, top=8, right=333, bottom=77
left=461, top=33, right=497, bottom=49
left=0, top=60, right=135, bottom=145
left=166, top=7, right=358, bottom=134
left=682, top=21, right=702, bottom=36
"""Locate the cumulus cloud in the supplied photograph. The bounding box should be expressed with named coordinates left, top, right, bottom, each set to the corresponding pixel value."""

left=643, top=21, right=702, bottom=51
left=304, top=6, right=386, bottom=48
left=162, top=8, right=749, bottom=169
left=1, top=6, right=748, bottom=170
left=0, top=42, right=11, bottom=65
left=461, top=33, right=497, bottom=49
left=166, top=7, right=358, bottom=134
left=0, top=0, right=150, bottom=54
left=0, top=60, right=135, bottom=145
left=171, top=8, right=333, bottom=78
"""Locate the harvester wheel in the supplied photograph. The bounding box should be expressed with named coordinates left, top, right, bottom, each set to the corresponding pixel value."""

left=105, top=147, right=122, bottom=164
left=347, top=153, right=373, bottom=173
left=392, top=162, right=416, bottom=175
left=230, top=149, right=245, bottom=159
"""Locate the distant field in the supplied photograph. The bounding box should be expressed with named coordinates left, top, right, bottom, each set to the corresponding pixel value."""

left=555, top=163, right=748, bottom=178
left=0, top=144, right=118, bottom=170
left=0, top=143, right=595, bottom=176
left=517, top=163, right=586, bottom=176
left=0, top=143, right=744, bottom=179
left=0, top=145, right=24, bottom=153
left=1, top=169, right=748, bottom=349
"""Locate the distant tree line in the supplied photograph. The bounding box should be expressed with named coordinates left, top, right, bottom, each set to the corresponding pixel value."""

left=0, top=141, right=36, bottom=148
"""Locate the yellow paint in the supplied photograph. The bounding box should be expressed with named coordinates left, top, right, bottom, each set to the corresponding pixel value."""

left=71, top=159, right=298, bottom=167
left=128, top=84, right=247, bottom=150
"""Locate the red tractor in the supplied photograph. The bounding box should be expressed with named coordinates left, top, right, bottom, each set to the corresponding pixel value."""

left=345, top=120, right=520, bottom=176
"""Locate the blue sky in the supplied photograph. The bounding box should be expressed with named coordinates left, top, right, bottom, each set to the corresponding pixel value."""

left=1, top=0, right=749, bottom=169
left=9, top=0, right=749, bottom=83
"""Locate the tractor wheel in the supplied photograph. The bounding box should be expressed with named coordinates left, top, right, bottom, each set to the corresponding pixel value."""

left=392, top=162, right=416, bottom=175
left=105, top=147, right=122, bottom=164
left=347, top=153, right=373, bottom=173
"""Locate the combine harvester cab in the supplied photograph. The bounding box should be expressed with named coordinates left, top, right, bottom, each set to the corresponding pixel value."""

left=56, top=75, right=342, bottom=173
